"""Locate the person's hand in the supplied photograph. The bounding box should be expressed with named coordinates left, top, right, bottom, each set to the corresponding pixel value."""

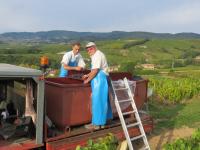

left=75, top=66, right=82, bottom=71
left=82, top=74, right=88, bottom=80
left=84, top=79, right=89, bottom=84
left=14, top=118, right=23, bottom=125
left=38, top=75, right=45, bottom=80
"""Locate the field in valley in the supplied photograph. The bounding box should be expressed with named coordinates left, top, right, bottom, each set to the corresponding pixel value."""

left=1, top=38, right=200, bottom=149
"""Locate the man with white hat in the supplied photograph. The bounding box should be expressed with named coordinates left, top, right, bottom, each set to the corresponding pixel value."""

left=59, top=42, right=86, bottom=77
left=83, top=42, right=113, bottom=130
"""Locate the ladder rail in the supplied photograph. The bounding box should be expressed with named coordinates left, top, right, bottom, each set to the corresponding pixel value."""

left=111, top=80, right=133, bottom=150
left=110, top=78, right=150, bottom=150
left=124, top=78, right=150, bottom=149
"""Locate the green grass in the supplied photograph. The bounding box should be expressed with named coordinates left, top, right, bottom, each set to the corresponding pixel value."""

left=149, top=97, right=200, bottom=133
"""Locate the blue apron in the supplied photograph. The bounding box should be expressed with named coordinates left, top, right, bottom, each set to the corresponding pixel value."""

left=91, top=70, right=113, bottom=125
left=59, top=59, right=77, bottom=77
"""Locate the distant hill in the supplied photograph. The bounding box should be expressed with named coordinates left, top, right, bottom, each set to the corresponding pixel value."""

left=0, top=30, right=200, bottom=42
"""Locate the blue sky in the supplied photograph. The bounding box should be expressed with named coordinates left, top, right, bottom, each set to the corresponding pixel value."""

left=1, top=0, right=200, bottom=33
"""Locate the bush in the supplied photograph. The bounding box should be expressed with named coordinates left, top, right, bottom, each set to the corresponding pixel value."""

left=164, top=129, right=200, bottom=150
left=134, top=69, right=159, bottom=75
left=149, top=76, right=200, bottom=103
left=119, top=62, right=137, bottom=73
left=122, top=39, right=149, bottom=49
left=76, top=133, right=118, bottom=150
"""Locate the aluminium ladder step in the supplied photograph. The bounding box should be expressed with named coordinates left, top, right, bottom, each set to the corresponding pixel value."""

left=126, top=122, right=140, bottom=128
left=118, top=98, right=132, bottom=101
left=111, top=78, right=150, bottom=150
left=114, top=87, right=128, bottom=91
left=118, top=99, right=132, bottom=103
left=122, top=110, right=136, bottom=115
left=130, top=134, right=144, bottom=141
left=144, top=146, right=150, bottom=150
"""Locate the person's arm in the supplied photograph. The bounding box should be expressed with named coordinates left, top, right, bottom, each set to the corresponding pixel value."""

left=83, top=69, right=99, bottom=84
left=83, top=51, right=101, bottom=83
left=77, top=56, right=86, bottom=69
left=61, top=52, right=83, bottom=71
left=63, top=64, right=82, bottom=71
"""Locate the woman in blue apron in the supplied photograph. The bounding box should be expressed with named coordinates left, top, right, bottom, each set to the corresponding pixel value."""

left=83, top=42, right=113, bottom=130
left=59, top=42, right=85, bottom=77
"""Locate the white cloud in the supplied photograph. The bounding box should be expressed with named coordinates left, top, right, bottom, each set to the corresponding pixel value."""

left=0, top=2, right=41, bottom=33
left=135, top=2, right=200, bottom=33
left=1, top=0, right=200, bottom=33
left=155, top=4, right=200, bottom=25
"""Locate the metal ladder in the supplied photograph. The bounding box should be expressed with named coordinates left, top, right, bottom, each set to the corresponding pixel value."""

left=110, top=78, right=150, bottom=150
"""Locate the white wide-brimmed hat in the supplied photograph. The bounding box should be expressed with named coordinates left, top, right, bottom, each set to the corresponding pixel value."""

left=85, top=42, right=96, bottom=48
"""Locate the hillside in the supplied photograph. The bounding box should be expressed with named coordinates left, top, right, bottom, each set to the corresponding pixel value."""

left=0, top=31, right=200, bottom=42
left=0, top=38, right=200, bottom=71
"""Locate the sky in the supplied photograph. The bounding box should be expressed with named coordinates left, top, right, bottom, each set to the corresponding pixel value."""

left=1, top=0, right=200, bottom=34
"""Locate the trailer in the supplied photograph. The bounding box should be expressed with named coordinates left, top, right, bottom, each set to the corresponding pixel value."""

left=0, top=64, right=153, bottom=150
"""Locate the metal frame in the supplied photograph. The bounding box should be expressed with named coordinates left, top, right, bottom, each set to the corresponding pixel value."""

left=0, top=64, right=44, bottom=145
left=33, top=77, right=44, bottom=144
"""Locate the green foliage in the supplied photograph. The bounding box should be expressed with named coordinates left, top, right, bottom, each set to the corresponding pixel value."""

left=1, top=39, right=200, bottom=71
left=19, top=63, right=40, bottom=69
left=119, top=62, right=137, bottom=73
left=122, top=39, right=149, bottom=49
left=0, top=54, right=61, bottom=69
left=180, top=50, right=200, bottom=59
left=164, top=129, right=200, bottom=150
left=149, top=97, right=200, bottom=131
left=75, top=133, right=118, bottom=150
left=134, top=69, right=159, bottom=75
left=149, top=76, right=200, bottom=103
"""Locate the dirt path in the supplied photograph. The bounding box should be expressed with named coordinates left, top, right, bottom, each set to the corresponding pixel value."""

left=160, top=70, right=200, bottom=74
left=148, top=126, right=195, bottom=150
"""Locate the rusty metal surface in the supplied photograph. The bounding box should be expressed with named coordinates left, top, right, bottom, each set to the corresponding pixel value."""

left=68, top=70, right=90, bottom=77
left=45, top=72, right=148, bottom=129
left=45, top=80, right=153, bottom=149
left=45, top=113, right=153, bottom=142
left=109, top=72, right=133, bottom=80
left=45, top=77, right=86, bottom=86
left=46, top=119, right=153, bottom=150
left=45, top=78, right=92, bottom=129
left=0, top=139, right=43, bottom=150
left=45, top=118, right=121, bottom=143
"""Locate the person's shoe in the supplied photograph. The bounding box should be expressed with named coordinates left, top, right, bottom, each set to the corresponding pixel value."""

left=100, top=125, right=105, bottom=129
left=84, top=123, right=92, bottom=129
left=84, top=124, right=100, bottom=130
